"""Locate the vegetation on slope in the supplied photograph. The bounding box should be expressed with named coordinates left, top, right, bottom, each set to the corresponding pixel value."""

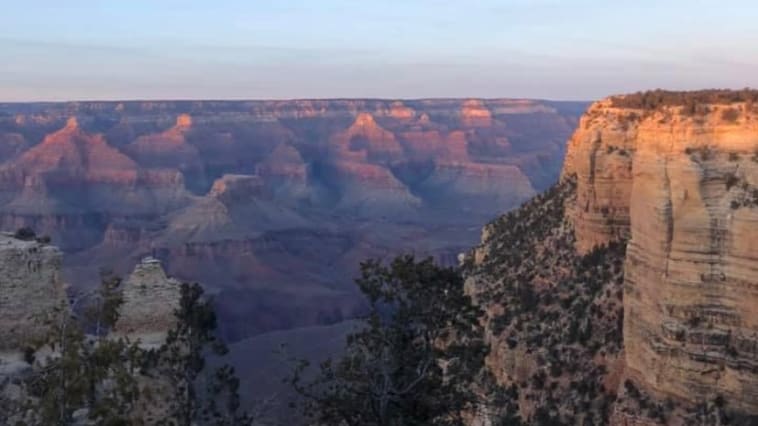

left=464, top=179, right=627, bottom=425
left=0, top=276, right=251, bottom=425
left=610, top=89, right=758, bottom=112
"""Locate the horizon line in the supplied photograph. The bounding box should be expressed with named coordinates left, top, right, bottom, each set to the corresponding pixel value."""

left=0, top=95, right=595, bottom=104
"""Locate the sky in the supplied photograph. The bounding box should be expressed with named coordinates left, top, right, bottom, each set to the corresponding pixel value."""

left=1, top=0, right=758, bottom=102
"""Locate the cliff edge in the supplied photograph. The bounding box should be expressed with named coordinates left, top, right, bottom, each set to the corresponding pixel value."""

left=0, top=232, right=65, bottom=353
left=467, top=90, right=758, bottom=424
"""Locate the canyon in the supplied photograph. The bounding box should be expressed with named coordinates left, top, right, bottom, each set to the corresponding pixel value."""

left=466, top=90, right=758, bottom=424
left=2, top=91, right=758, bottom=424
left=0, top=98, right=585, bottom=342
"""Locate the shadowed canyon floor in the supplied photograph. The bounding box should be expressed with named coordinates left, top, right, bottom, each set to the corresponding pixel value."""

left=0, top=98, right=586, bottom=342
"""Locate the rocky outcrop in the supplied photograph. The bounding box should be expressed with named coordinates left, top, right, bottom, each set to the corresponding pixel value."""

left=0, top=233, right=65, bottom=352
left=2, top=117, right=139, bottom=186
left=113, top=257, right=180, bottom=348
left=562, top=96, right=758, bottom=413
left=126, top=114, right=205, bottom=189
left=331, top=112, right=405, bottom=162
left=161, top=174, right=307, bottom=243
left=0, top=249, right=183, bottom=425
left=461, top=99, right=493, bottom=127
left=560, top=100, right=637, bottom=253
left=323, top=160, right=422, bottom=217
left=468, top=91, right=758, bottom=424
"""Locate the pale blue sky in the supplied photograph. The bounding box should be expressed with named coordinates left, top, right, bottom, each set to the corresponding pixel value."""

left=2, top=0, right=757, bottom=101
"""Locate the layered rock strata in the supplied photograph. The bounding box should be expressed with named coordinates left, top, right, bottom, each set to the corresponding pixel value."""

left=563, top=97, right=758, bottom=413
left=0, top=233, right=65, bottom=352
left=0, top=98, right=584, bottom=342
left=469, top=91, right=758, bottom=424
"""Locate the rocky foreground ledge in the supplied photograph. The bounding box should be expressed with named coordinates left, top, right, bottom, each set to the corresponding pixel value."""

left=0, top=233, right=184, bottom=424
left=0, top=232, right=65, bottom=353
left=0, top=232, right=180, bottom=356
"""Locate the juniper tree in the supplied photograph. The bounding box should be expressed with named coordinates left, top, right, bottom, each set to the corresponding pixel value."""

left=290, top=255, right=488, bottom=426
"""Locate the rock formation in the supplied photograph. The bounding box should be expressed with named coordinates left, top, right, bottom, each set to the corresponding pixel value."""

left=331, top=112, right=404, bottom=162
left=562, top=94, right=758, bottom=415
left=0, top=247, right=185, bottom=424
left=0, top=118, right=190, bottom=250
left=113, top=257, right=180, bottom=348
left=0, top=232, right=65, bottom=352
left=467, top=90, right=758, bottom=424
left=461, top=99, right=493, bottom=127
left=4, top=116, right=139, bottom=186
left=126, top=114, right=205, bottom=190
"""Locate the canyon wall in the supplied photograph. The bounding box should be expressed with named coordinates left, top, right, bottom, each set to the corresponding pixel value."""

left=468, top=91, right=758, bottom=424
left=0, top=98, right=584, bottom=342
left=564, top=97, right=758, bottom=412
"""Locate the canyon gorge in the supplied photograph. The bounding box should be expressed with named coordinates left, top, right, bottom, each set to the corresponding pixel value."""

left=2, top=91, right=758, bottom=424
left=0, top=98, right=585, bottom=343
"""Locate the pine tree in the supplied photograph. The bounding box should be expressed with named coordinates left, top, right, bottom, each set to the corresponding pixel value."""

left=152, top=282, right=251, bottom=426
left=290, top=255, right=488, bottom=426
left=22, top=273, right=141, bottom=425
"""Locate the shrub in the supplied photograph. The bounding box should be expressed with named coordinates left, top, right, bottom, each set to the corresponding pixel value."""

left=714, top=395, right=725, bottom=408
left=721, top=107, right=740, bottom=122
left=700, top=147, right=713, bottom=161
left=611, top=89, right=758, bottom=111
left=14, top=227, right=36, bottom=241
left=23, top=346, right=35, bottom=364
left=725, top=173, right=740, bottom=190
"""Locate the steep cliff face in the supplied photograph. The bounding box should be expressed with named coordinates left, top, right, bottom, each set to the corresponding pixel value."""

left=563, top=96, right=758, bottom=413
left=0, top=233, right=65, bottom=352
left=560, top=100, right=636, bottom=253
left=468, top=91, right=758, bottom=424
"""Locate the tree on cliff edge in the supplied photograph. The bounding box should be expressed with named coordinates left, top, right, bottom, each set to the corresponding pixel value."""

left=289, top=255, right=488, bottom=426
left=21, top=273, right=141, bottom=425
